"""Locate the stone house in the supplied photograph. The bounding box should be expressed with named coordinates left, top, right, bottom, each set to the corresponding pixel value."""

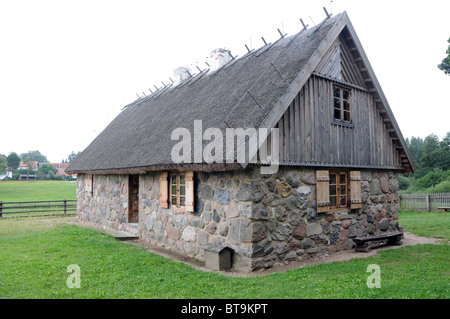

left=66, top=12, right=415, bottom=272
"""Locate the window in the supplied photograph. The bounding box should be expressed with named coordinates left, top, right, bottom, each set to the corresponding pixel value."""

left=316, top=170, right=361, bottom=212
left=333, top=86, right=351, bottom=122
left=160, top=171, right=194, bottom=212
left=170, top=173, right=186, bottom=207
left=329, top=171, right=348, bottom=209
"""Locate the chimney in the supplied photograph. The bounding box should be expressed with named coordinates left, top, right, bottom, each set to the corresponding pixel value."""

left=173, top=67, right=192, bottom=85
left=208, top=48, right=232, bottom=71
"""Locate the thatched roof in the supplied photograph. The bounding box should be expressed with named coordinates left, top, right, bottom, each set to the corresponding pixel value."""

left=66, top=12, right=415, bottom=174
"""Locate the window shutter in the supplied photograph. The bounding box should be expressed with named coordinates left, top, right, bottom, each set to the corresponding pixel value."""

left=316, top=170, right=330, bottom=213
left=350, top=171, right=362, bottom=209
left=185, top=171, right=195, bottom=212
left=159, top=172, right=169, bottom=208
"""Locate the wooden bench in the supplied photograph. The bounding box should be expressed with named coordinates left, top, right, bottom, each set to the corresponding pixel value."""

left=353, top=229, right=403, bottom=252
left=437, top=207, right=450, bottom=212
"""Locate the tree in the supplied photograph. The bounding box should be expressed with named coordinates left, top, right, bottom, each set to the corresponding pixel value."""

left=419, top=134, right=441, bottom=177
left=67, top=151, right=81, bottom=163
left=438, top=38, right=450, bottom=75
left=6, top=152, right=21, bottom=170
left=438, top=132, right=450, bottom=171
left=406, top=136, right=424, bottom=166
left=0, top=155, right=7, bottom=175
left=20, top=150, right=48, bottom=163
left=37, top=163, right=57, bottom=180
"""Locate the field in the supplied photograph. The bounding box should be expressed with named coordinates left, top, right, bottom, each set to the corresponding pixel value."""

left=0, top=181, right=448, bottom=299
left=0, top=181, right=76, bottom=202
left=0, top=212, right=448, bottom=299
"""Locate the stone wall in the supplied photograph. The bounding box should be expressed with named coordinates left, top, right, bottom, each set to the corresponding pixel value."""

left=76, top=174, right=130, bottom=231
left=76, top=167, right=400, bottom=272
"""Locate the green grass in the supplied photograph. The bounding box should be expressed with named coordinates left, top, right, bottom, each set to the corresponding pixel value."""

left=399, top=210, right=450, bottom=242
left=0, top=212, right=448, bottom=299
left=0, top=181, right=76, bottom=202
left=0, top=216, right=76, bottom=237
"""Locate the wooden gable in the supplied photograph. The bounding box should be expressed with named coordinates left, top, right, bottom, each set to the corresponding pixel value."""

left=314, top=35, right=367, bottom=88
left=253, top=14, right=415, bottom=173
left=259, top=74, right=406, bottom=170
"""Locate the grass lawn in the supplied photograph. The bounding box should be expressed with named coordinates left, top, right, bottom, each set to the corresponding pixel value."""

left=0, top=211, right=448, bottom=299
left=399, top=210, right=450, bottom=242
left=0, top=181, right=76, bottom=202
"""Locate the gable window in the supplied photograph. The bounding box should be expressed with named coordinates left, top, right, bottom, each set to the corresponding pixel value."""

left=333, top=86, right=351, bottom=122
left=170, top=173, right=186, bottom=207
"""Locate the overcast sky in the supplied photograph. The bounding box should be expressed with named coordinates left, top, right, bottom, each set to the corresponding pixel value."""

left=0, top=0, right=449, bottom=163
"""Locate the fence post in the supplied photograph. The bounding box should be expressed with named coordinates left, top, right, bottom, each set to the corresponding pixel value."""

left=64, top=200, right=67, bottom=216
left=0, top=201, right=2, bottom=218
left=426, top=194, right=430, bottom=212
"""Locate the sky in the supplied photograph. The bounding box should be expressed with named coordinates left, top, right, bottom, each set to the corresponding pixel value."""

left=0, top=0, right=449, bottom=163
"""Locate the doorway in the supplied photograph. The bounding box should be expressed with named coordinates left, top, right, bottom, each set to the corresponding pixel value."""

left=128, top=175, right=139, bottom=223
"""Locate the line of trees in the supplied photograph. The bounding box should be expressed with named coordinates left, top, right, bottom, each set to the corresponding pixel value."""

left=401, top=132, right=450, bottom=193
left=0, top=150, right=81, bottom=181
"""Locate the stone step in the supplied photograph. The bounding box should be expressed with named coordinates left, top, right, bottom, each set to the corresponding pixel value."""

left=123, top=223, right=139, bottom=235
left=103, top=229, right=139, bottom=241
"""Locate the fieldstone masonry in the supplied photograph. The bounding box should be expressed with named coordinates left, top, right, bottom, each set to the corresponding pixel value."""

left=76, top=166, right=400, bottom=272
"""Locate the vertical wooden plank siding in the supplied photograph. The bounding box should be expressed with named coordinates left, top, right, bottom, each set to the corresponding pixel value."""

left=265, top=75, right=403, bottom=169
left=294, top=93, right=301, bottom=162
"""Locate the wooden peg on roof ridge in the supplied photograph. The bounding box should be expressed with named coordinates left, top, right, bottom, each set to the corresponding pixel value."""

left=300, top=18, right=309, bottom=30
left=323, top=7, right=332, bottom=19
left=277, top=28, right=286, bottom=39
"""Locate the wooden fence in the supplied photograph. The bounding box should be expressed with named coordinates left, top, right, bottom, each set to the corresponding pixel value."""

left=399, top=193, right=450, bottom=212
left=0, top=200, right=76, bottom=218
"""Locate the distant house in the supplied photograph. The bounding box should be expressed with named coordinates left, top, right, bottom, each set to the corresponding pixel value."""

left=18, top=161, right=39, bottom=171
left=67, top=12, right=415, bottom=272
left=51, top=163, right=77, bottom=178
left=19, top=174, right=37, bottom=181
left=0, top=167, right=13, bottom=180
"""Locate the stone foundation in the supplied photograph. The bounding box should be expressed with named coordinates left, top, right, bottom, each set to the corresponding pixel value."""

left=76, top=166, right=400, bottom=272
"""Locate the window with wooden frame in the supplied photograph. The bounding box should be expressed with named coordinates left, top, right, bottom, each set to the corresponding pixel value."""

left=333, top=86, right=351, bottom=123
left=159, top=171, right=194, bottom=212
left=171, top=173, right=186, bottom=207
left=329, top=171, right=348, bottom=209
left=316, top=170, right=362, bottom=212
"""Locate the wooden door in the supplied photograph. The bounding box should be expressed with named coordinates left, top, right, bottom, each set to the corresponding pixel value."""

left=128, top=175, right=139, bottom=223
